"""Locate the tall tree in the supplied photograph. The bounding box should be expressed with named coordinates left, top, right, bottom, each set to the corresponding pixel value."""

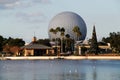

left=72, top=26, right=81, bottom=41
left=65, top=34, right=70, bottom=49
left=49, top=27, right=61, bottom=55
left=65, top=34, right=72, bottom=52
left=60, top=27, right=65, bottom=37
left=89, top=25, right=99, bottom=55
left=0, top=35, right=3, bottom=51
left=49, top=28, right=58, bottom=46
left=49, top=27, right=60, bottom=40
left=49, top=28, right=57, bottom=38
left=60, top=27, right=65, bottom=53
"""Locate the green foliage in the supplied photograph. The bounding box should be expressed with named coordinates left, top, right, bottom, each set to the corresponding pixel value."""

left=81, top=47, right=87, bottom=56
left=37, top=39, right=51, bottom=46
left=0, top=35, right=25, bottom=52
left=8, top=38, right=25, bottom=47
left=0, top=35, right=4, bottom=51
left=49, top=27, right=61, bottom=43
left=98, top=42, right=108, bottom=46
left=89, top=26, right=99, bottom=55
left=0, top=43, right=2, bottom=51
left=60, top=27, right=65, bottom=36
left=56, top=27, right=61, bottom=32
left=0, top=35, right=3, bottom=42
left=65, top=34, right=73, bottom=52
left=49, top=28, right=57, bottom=34
left=102, top=32, right=120, bottom=53
left=65, top=34, right=70, bottom=38
left=49, top=27, right=61, bottom=35
left=72, top=26, right=81, bottom=41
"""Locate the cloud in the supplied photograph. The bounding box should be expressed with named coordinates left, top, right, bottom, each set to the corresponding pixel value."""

left=0, top=0, right=51, bottom=9
left=33, top=0, right=51, bottom=4
left=0, top=0, right=19, bottom=4
left=16, top=12, right=47, bottom=23
left=0, top=0, right=21, bottom=9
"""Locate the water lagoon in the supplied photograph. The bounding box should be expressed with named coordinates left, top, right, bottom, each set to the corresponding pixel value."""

left=0, top=60, right=120, bottom=80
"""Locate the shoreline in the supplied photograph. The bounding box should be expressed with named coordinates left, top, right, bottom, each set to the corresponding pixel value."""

left=1, top=56, right=120, bottom=60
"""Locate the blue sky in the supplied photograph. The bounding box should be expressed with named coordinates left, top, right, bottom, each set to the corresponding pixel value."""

left=0, top=0, right=120, bottom=43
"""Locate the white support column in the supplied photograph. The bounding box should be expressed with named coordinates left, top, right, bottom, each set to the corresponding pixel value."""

left=79, top=46, right=81, bottom=55
left=46, top=49, right=49, bottom=54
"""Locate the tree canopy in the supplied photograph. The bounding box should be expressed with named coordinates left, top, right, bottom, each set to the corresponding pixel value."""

left=0, top=35, right=25, bottom=53
left=37, top=39, right=51, bottom=46
left=72, top=26, right=81, bottom=41
left=102, top=32, right=120, bottom=53
left=0, top=35, right=4, bottom=51
left=8, top=38, right=25, bottom=47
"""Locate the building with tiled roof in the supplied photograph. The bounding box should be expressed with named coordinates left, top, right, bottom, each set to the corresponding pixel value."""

left=21, top=37, right=54, bottom=56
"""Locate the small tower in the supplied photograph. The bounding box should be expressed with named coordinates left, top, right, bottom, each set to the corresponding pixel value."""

left=32, top=32, right=37, bottom=42
left=32, top=36, right=37, bottom=42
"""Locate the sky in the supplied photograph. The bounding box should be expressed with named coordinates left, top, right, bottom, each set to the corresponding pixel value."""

left=0, top=0, right=120, bottom=43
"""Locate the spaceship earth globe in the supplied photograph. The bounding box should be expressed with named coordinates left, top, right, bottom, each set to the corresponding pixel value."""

left=48, top=11, right=87, bottom=41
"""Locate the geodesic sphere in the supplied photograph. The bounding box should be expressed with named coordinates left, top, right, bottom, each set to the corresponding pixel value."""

left=48, top=11, right=87, bottom=41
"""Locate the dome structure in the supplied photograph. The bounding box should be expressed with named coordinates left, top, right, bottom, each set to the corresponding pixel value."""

left=48, top=11, right=87, bottom=41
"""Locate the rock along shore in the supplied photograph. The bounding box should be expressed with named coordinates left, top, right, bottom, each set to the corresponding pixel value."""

left=1, top=56, right=120, bottom=60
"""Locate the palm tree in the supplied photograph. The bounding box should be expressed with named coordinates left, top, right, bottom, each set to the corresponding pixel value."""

left=50, top=27, right=66, bottom=55
left=56, top=27, right=61, bottom=33
left=72, top=26, right=82, bottom=41
left=65, top=34, right=70, bottom=52
left=49, top=28, right=57, bottom=37
left=49, top=27, right=61, bottom=41
left=59, top=27, right=65, bottom=53
left=49, top=27, right=60, bottom=55
left=49, top=28, right=56, bottom=40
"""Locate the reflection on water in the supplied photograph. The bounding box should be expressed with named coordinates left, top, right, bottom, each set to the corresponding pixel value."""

left=0, top=60, right=120, bottom=80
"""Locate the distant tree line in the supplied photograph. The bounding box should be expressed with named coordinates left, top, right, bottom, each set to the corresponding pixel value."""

left=0, top=35, right=54, bottom=56
left=0, top=35, right=25, bottom=56
left=0, top=31, right=120, bottom=56
left=102, top=32, right=120, bottom=53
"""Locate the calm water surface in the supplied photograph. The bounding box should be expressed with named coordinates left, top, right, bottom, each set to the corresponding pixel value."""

left=0, top=59, right=120, bottom=80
